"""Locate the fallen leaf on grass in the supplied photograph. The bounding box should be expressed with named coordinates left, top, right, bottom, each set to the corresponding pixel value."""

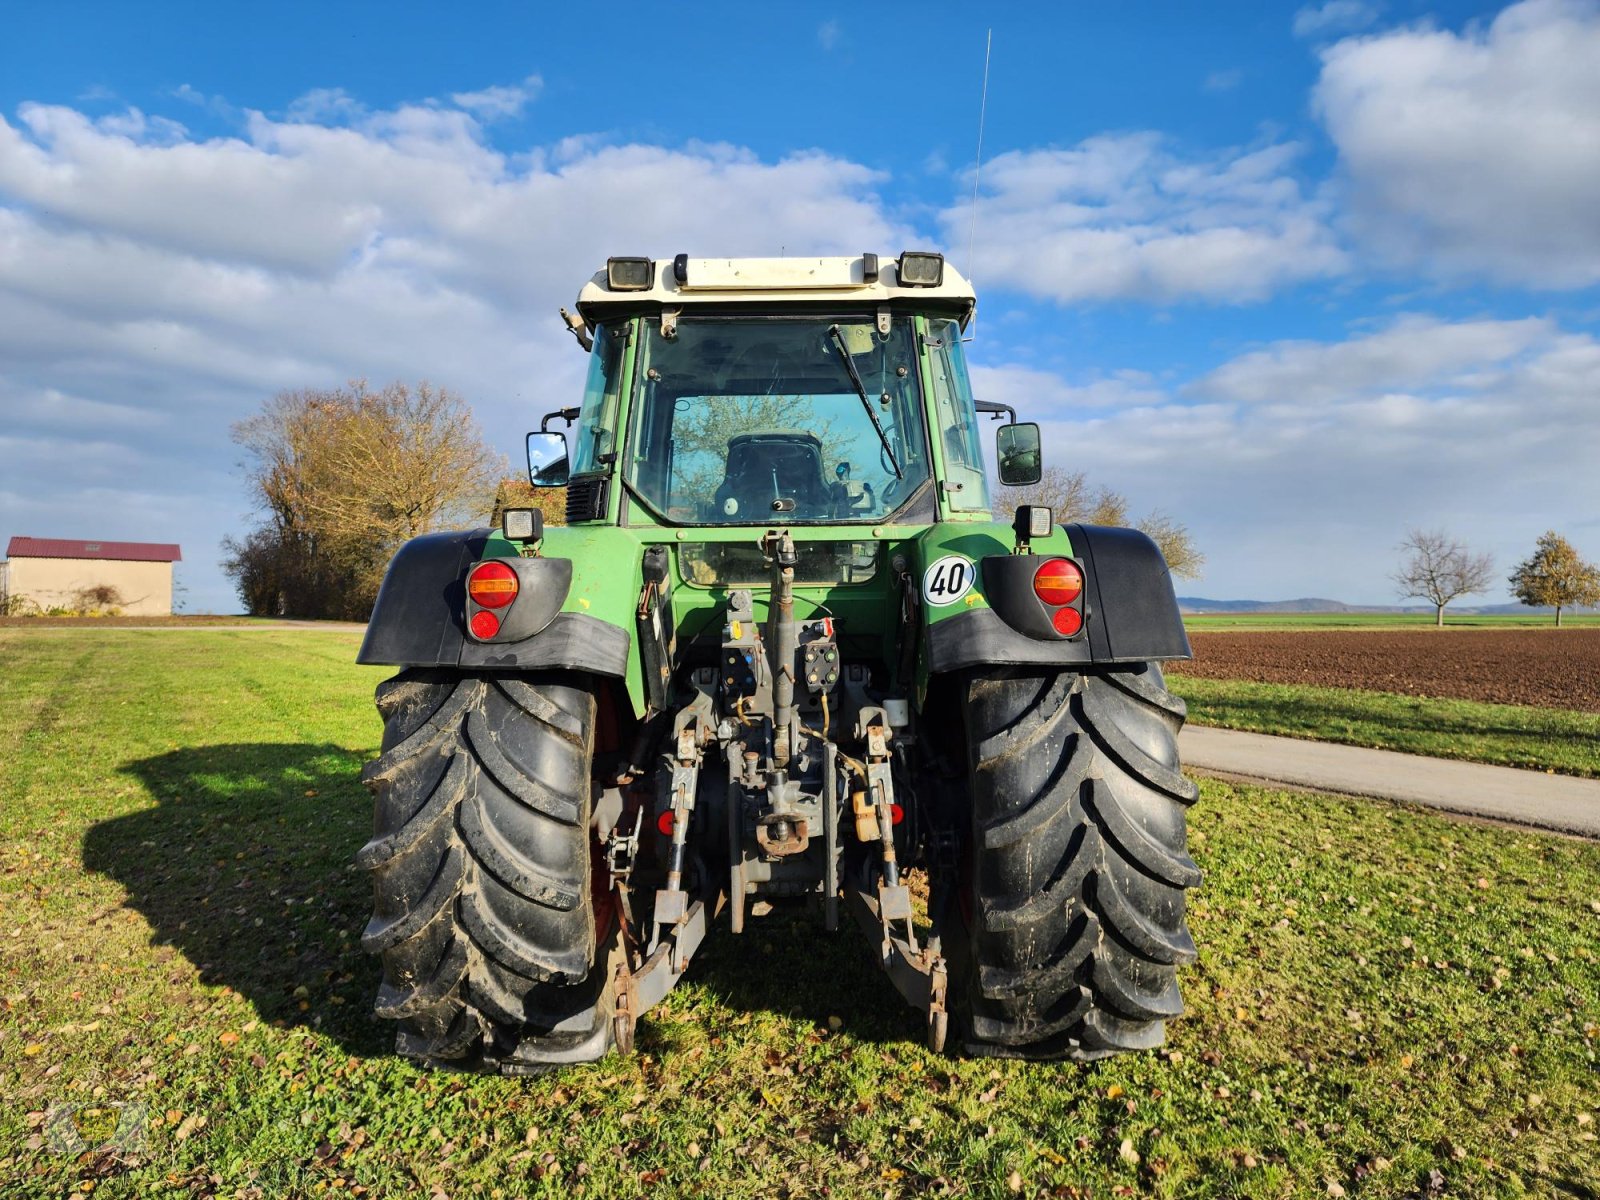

left=1118, top=1139, right=1139, bottom=1165
left=174, top=1113, right=207, bottom=1141
left=1106, top=1085, right=1123, bottom=1100
left=218, top=1032, right=239, bottom=1047
left=1007, top=1171, right=1023, bottom=1193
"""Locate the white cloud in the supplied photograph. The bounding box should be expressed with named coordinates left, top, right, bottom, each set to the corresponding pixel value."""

left=1293, top=1, right=1380, bottom=39
left=818, top=20, right=842, bottom=51
left=970, top=364, right=1167, bottom=412
left=451, top=76, right=542, bottom=120
left=950, top=134, right=1346, bottom=304
left=1202, top=69, right=1242, bottom=93
left=0, top=92, right=911, bottom=610
left=1194, top=314, right=1552, bottom=405
left=1315, top=0, right=1600, bottom=288
left=284, top=87, right=366, bottom=125
left=976, top=315, right=1600, bottom=601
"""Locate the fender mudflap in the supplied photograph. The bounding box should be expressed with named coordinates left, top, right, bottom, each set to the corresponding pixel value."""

left=925, top=524, right=1189, bottom=673
left=926, top=608, right=1098, bottom=673
left=460, top=613, right=629, bottom=675
left=1067, top=523, right=1190, bottom=663
left=357, top=529, right=629, bottom=677
left=358, top=530, right=486, bottom=667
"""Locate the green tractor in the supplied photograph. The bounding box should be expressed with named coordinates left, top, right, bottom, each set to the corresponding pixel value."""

left=355, top=252, right=1200, bottom=1071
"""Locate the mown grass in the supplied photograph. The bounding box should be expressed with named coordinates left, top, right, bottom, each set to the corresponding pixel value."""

left=1168, top=676, right=1600, bottom=778
left=2, top=629, right=1597, bottom=1199
left=1184, top=612, right=1600, bottom=630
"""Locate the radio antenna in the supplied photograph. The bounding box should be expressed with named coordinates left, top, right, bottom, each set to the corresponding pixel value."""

left=965, top=28, right=992, bottom=341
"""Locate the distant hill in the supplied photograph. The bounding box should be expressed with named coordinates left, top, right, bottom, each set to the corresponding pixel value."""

left=1178, top=597, right=1418, bottom=614
left=1177, top=596, right=1596, bottom=615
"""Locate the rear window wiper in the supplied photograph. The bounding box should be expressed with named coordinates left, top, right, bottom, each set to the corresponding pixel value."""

left=828, top=325, right=902, bottom=479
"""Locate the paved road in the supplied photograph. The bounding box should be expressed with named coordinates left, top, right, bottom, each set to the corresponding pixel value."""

left=1179, top=726, right=1600, bottom=839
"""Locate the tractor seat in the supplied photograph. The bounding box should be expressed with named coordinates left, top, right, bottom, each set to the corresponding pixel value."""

left=713, top=431, right=833, bottom=519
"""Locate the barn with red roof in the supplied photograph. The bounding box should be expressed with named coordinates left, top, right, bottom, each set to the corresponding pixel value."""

left=2, top=537, right=182, bottom=616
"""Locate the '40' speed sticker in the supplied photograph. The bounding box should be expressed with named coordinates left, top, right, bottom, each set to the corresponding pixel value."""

left=922, top=555, right=976, bottom=606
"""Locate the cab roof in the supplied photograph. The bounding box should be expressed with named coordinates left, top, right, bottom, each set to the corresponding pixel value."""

left=574, top=253, right=976, bottom=327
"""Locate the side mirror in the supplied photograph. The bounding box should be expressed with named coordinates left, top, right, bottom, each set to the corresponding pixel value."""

left=526, top=431, right=570, bottom=488
left=996, top=422, right=1042, bottom=486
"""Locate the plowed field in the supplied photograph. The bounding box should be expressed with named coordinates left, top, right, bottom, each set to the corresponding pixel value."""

left=1173, top=628, right=1600, bottom=710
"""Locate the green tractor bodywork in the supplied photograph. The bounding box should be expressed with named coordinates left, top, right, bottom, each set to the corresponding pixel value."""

left=356, top=254, right=1197, bottom=1070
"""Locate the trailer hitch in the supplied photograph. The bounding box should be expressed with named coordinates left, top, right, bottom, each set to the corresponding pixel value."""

left=844, top=880, right=950, bottom=1053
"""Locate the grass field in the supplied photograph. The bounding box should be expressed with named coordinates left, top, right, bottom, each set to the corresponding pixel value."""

left=1168, top=676, right=1600, bottom=778
left=2, top=629, right=1598, bottom=1199
left=1183, top=612, right=1600, bottom=630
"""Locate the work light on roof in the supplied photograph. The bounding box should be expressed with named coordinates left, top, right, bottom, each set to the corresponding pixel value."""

left=606, top=257, right=654, bottom=291
left=897, top=251, right=944, bottom=287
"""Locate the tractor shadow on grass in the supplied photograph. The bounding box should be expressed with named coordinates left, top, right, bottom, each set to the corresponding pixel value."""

left=665, top=897, right=930, bottom=1053
left=84, top=742, right=388, bottom=1057
left=85, top=742, right=925, bottom=1058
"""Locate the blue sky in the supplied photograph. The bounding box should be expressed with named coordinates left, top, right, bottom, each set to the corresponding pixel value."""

left=3, top=0, right=1598, bottom=611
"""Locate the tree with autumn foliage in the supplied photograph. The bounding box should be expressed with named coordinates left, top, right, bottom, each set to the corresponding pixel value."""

left=490, top=478, right=567, bottom=531
left=223, top=382, right=504, bottom=619
left=1508, top=531, right=1600, bottom=627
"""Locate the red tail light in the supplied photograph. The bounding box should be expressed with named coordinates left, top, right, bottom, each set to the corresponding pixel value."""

left=890, top=803, right=905, bottom=826
left=469, top=610, right=501, bottom=639
left=1052, top=607, right=1083, bottom=637
left=468, top=561, right=519, bottom=608
left=1033, top=558, right=1083, bottom=607
left=656, top=810, right=676, bottom=837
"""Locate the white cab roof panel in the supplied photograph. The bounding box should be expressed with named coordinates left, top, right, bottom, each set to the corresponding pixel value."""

left=575, top=254, right=976, bottom=323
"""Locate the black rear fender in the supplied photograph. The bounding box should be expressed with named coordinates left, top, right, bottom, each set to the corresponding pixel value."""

left=925, top=524, right=1189, bottom=674
left=357, top=530, right=629, bottom=676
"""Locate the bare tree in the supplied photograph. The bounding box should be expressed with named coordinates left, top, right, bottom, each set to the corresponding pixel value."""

left=1393, top=528, right=1495, bottom=626
left=1006, top=466, right=1205, bottom=579
left=1508, top=530, right=1600, bottom=627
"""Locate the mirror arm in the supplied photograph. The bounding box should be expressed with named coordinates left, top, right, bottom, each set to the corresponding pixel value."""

left=560, top=307, right=593, bottom=352
left=975, top=399, right=1017, bottom=424
left=540, top=407, right=580, bottom=433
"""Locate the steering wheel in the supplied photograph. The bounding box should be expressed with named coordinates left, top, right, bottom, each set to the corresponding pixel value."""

left=879, top=432, right=900, bottom=476
left=881, top=477, right=902, bottom=508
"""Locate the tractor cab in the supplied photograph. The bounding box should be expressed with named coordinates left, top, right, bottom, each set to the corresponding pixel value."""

left=527, top=252, right=1035, bottom=529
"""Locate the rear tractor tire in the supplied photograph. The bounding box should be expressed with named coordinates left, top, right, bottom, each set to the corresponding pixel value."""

left=356, top=668, right=609, bottom=1067
left=951, top=663, right=1201, bottom=1060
